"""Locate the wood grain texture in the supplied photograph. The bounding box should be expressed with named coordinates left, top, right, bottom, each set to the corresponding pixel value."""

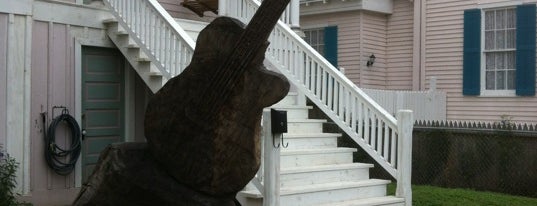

left=73, top=143, right=237, bottom=206
left=144, top=17, right=290, bottom=196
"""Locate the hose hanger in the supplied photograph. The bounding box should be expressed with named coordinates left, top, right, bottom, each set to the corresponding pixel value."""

left=41, top=106, right=82, bottom=176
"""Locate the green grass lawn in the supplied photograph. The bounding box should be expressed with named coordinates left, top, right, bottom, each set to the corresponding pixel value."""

left=387, top=184, right=537, bottom=206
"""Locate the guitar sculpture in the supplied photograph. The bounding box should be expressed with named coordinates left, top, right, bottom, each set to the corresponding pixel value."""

left=144, top=0, right=291, bottom=198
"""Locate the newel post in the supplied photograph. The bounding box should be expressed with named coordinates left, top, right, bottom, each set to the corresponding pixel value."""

left=396, top=110, right=413, bottom=206
left=262, top=110, right=280, bottom=206
left=218, top=0, right=228, bottom=16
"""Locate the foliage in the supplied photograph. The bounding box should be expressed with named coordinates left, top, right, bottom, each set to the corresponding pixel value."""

left=387, top=183, right=537, bottom=206
left=0, top=146, right=27, bottom=206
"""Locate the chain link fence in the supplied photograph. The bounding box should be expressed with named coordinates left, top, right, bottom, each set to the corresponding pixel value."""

left=331, top=121, right=537, bottom=198
left=310, top=102, right=537, bottom=198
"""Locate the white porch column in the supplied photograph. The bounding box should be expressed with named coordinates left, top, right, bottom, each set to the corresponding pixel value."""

left=289, top=0, right=300, bottom=29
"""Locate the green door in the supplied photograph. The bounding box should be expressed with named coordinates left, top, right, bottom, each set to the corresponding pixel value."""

left=81, top=46, right=125, bottom=181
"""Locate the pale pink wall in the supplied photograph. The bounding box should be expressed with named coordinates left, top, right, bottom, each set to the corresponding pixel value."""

left=29, top=21, right=80, bottom=205
left=0, top=13, right=7, bottom=149
left=424, top=0, right=537, bottom=123
left=26, top=20, right=151, bottom=204
left=360, top=11, right=388, bottom=89
left=301, top=10, right=389, bottom=89
left=301, top=11, right=364, bottom=86
left=386, top=0, right=414, bottom=90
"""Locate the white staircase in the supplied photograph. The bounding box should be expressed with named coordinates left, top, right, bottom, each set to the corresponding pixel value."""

left=101, top=0, right=413, bottom=205
left=236, top=92, right=404, bottom=206
left=103, top=19, right=166, bottom=93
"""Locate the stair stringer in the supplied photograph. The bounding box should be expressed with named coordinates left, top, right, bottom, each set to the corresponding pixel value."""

left=103, top=19, right=166, bottom=93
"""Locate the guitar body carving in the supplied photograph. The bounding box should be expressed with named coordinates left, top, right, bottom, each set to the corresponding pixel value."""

left=144, top=17, right=290, bottom=196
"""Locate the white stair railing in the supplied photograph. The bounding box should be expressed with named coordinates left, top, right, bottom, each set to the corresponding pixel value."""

left=103, top=0, right=195, bottom=81
left=222, top=0, right=413, bottom=204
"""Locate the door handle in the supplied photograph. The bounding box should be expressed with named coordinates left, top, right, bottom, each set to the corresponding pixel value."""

left=81, top=129, right=87, bottom=140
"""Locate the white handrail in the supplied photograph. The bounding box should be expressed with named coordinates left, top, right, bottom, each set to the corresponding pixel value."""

left=102, top=0, right=196, bottom=80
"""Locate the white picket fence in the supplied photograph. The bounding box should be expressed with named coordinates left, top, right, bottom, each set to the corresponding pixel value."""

left=361, top=78, right=446, bottom=121
left=361, top=90, right=446, bottom=122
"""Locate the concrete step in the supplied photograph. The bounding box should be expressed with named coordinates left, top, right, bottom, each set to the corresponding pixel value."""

left=240, top=179, right=390, bottom=206
left=314, top=196, right=405, bottom=206
left=280, top=163, right=374, bottom=188
left=271, top=105, right=311, bottom=119
left=282, top=133, right=340, bottom=150
left=281, top=148, right=356, bottom=168
left=274, top=92, right=299, bottom=106
left=287, top=119, right=326, bottom=133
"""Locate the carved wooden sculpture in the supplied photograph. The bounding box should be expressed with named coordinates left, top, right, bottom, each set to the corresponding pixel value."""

left=144, top=0, right=291, bottom=196
left=73, top=0, right=291, bottom=205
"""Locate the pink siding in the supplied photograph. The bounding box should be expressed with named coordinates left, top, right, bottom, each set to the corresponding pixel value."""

left=27, top=21, right=150, bottom=205
left=157, top=0, right=216, bottom=22
left=386, top=0, right=414, bottom=90
left=0, top=14, right=7, bottom=148
left=301, top=10, right=390, bottom=89
left=424, top=0, right=537, bottom=123
left=29, top=21, right=79, bottom=204
left=361, top=11, right=388, bottom=89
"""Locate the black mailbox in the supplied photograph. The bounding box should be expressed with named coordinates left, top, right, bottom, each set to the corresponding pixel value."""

left=270, top=109, right=287, bottom=133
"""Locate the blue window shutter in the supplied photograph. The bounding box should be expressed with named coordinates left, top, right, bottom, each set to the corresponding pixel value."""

left=463, top=9, right=481, bottom=95
left=516, top=4, right=536, bottom=96
left=324, top=26, right=338, bottom=67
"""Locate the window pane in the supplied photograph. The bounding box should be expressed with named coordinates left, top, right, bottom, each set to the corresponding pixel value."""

left=496, top=10, right=505, bottom=29
left=485, top=10, right=495, bottom=30
left=311, top=31, right=318, bottom=44
left=486, top=71, right=495, bottom=89
left=304, top=33, right=310, bottom=43
left=318, top=45, right=325, bottom=56
left=506, top=8, right=516, bottom=29
left=506, top=29, right=516, bottom=49
left=486, top=53, right=495, bottom=70
left=506, top=51, right=515, bottom=69
left=496, top=30, right=505, bottom=49
left=485, top=31, right=495, bottom=50
left=496, top=52, right=505, bottom=70
left=507, top=70, right=516, bottom=89
left=496, top=70, right=506, bottom=89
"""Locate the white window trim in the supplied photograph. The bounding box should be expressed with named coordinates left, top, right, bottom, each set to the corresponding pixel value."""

left=479, top=7, right=517, bottom=97
left=477, top=0, right=524, bottom=9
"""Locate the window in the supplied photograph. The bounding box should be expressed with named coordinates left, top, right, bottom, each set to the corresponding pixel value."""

left=483, top=8, right=516, bottom=92
left=304, top=28, right=325, bottom=56
left=303, top=26, right=338, bottom=67
left=463, top=4, right=536, bottom=96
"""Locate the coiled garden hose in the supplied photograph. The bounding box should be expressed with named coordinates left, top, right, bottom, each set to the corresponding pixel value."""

left=42, top=109, right=81, bottom=176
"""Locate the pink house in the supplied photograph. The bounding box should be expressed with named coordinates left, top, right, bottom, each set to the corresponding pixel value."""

left=1, top=0, right=534, bottom=205
left=299, top=0, right=537, bottom=124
